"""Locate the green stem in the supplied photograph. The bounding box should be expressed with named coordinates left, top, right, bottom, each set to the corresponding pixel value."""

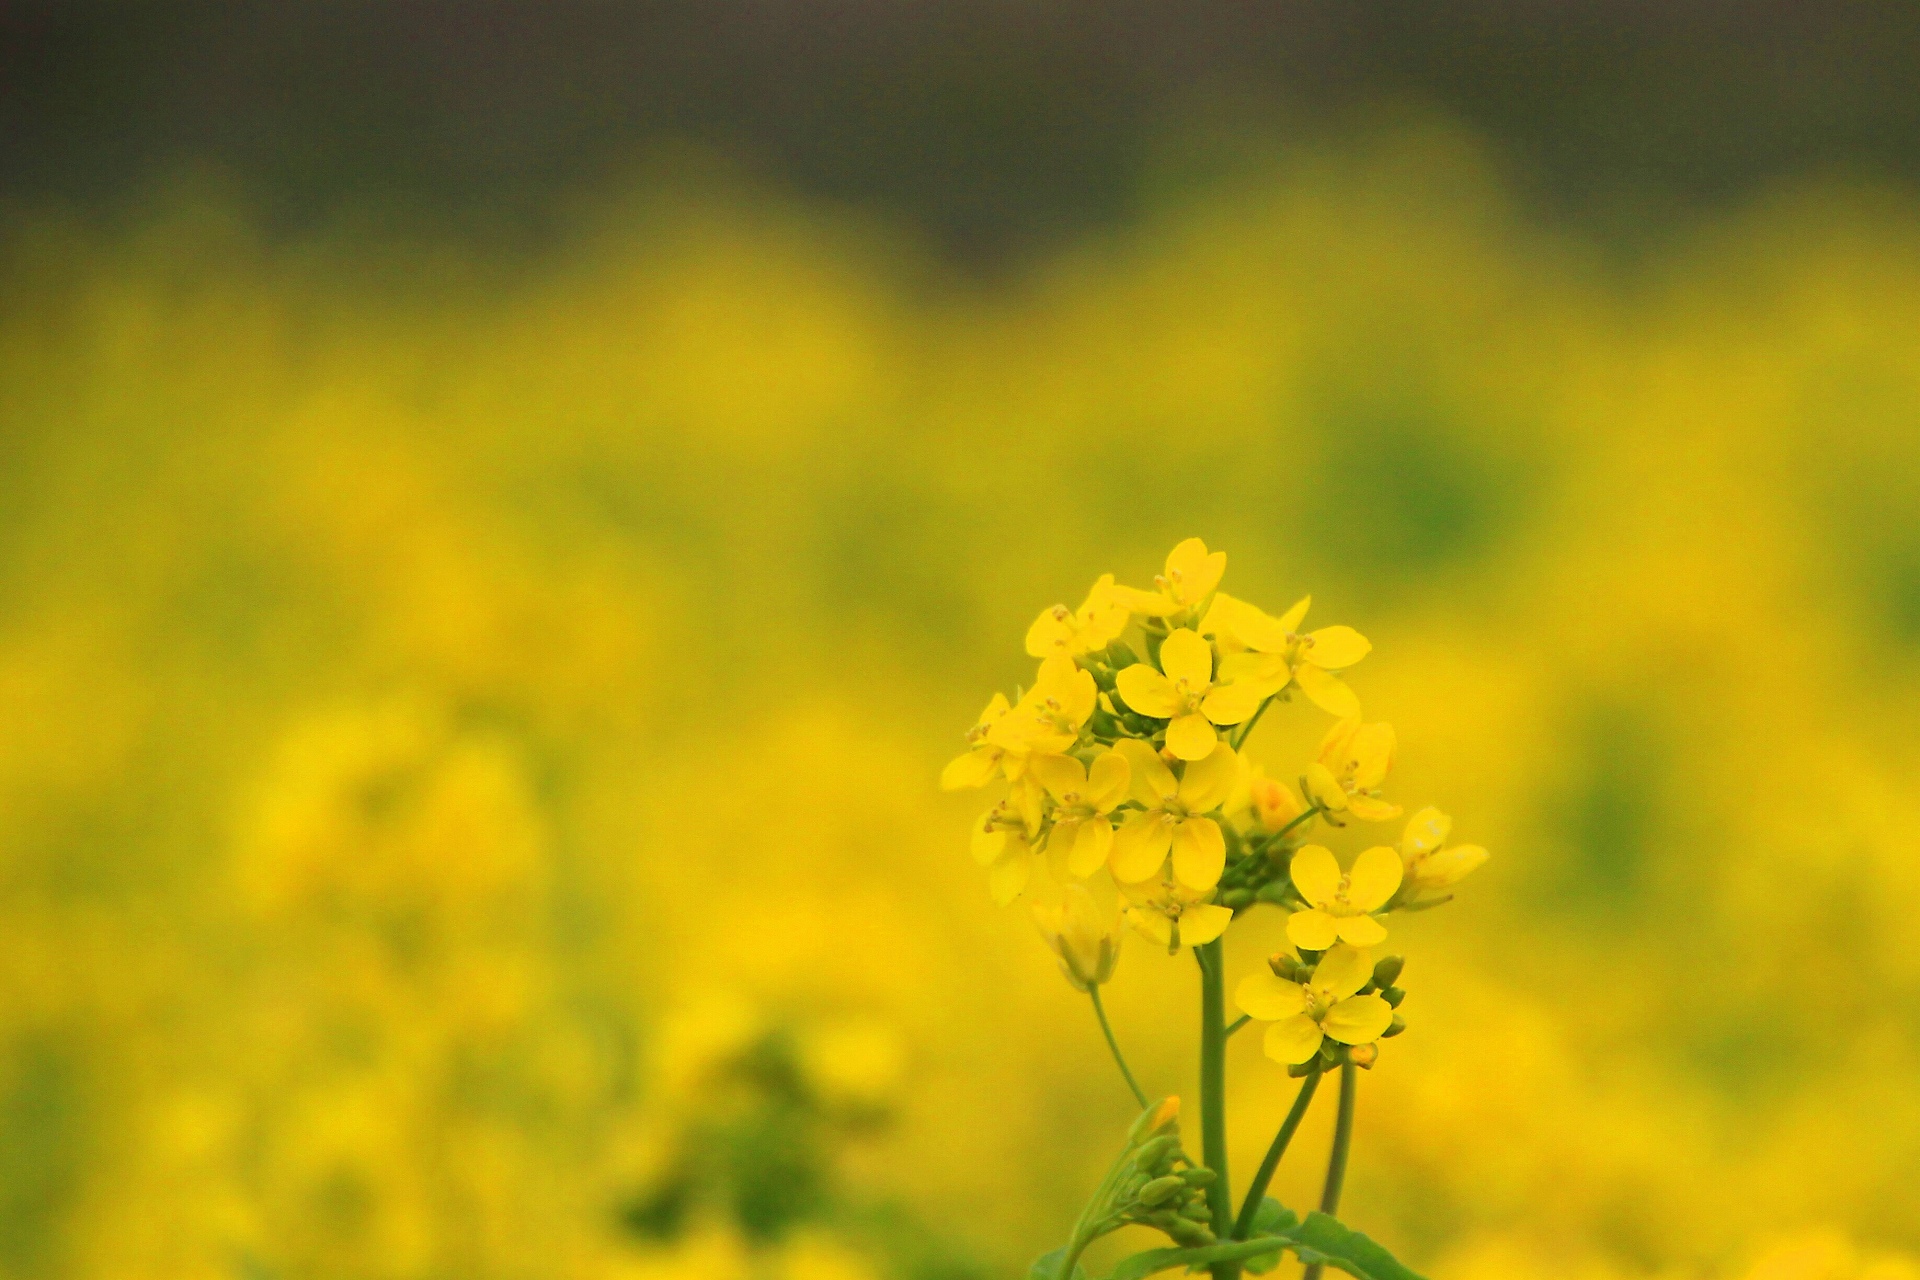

left=1225, top=1014, right=1251, bottom=1038
left=1197, top=939, right=1235, bottom=1280
left=1230, top=696, right=1274, bottom=749
left=1089, top=987, right=1149, bottom=1109
left=1301, top=1063, right=1358, bottom=1280
left=1274, top=805, right=1321, bottom=840
left=1232, top=1067, right=1322, bottom=1238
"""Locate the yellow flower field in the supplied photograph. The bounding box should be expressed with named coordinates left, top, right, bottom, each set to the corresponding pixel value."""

left=2, top=127, right=1919, bottom=1278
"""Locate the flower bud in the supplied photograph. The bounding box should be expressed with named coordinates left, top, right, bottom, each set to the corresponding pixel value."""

left=1105, top=642, right=1139, bottom=670
left=1031, top=885, right=1122, bottom=993
left=1349, top=1043, right=1380, bottom=1069
left=1371, top=954, right=1405, bottom=988
left=1409, top=842, right=1490, bottom=891
left=1249, top=773, right=1305, bottom=832
left=1179, top=1167, right=1216, bottom=1188
left=1267, top=952, right=1303, bottom=980
left=1220, top=888, right=1254, bottom=910
left=1381, top=985, right=1405, bottom=1008
left=1136, top=1176, right=1187, bottom=1207
left=1382, top=1014, right=1407, bottom=1038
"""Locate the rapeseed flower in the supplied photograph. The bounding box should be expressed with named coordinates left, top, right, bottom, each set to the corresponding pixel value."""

left=1398, top=806, right=1490, bottom=895
left=1119, top=871, right=1233, bottom=952
left=1032, top=750, right=1131, bottom=877
left=940, top=691, right=1013, bottom=790
left=990, top=656, right=1099, bottom=758
left=973, top=798, right=1042, bottom=905
left=1200, top=592, right=1370, bottom=717
left=1027, top=574, right=1130, bottom=659
left=1110, top=739, right=1237, bottom=890
left=1031, top=883, right=1124, bottom=991
left=1109, top=537, right=1227, bottom=619
left=1286, top=844, right=1402, bottom=949
left=1303, top=716, right=1401, bottom=822
left=1114, top=627, right=1266, bottom=760
left=1235, top=944, right=1393, bottom=1065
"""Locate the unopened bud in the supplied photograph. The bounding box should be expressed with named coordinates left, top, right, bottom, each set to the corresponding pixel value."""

left=1137, top=1176, right=1187, bottom=1207
left=1382, top=1014, right=1407, bottom=1038
left=1105, top=642, right=1139, bottom=670
left=1133, top=1135, right=1181, bottom=1169
left=1220, top=888, right=1254, bottom=910
left=1349, top=1043, right=1380, bottom=1069
left=1267, top=952, right=1303, bottom=980
left=1381, top=985, right=1405, bottom=1008
left=1371, top=955, right=1405, bottom=988
left=1179, top=1167, right=1217, bottom=1188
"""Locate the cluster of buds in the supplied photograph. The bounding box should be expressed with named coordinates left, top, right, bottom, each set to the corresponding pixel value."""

left=944, top=538, right=1491, bottom=1077
left=1062, top=1098, right=1218, bottom=1262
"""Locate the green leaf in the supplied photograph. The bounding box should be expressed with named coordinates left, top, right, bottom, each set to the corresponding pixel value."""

left=1285, top=1212, right=1425, bottom=1280
left=1243, top=1198, right=1298, bottom=1274
left=1030, top=1247, right=1089, bottom=1280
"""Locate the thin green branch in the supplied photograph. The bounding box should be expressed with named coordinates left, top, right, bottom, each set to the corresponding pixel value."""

left=1301, top=1063, right=1358, bottom=1280
left=1232, top=1067, right=1322, bottom=1238
left=1089, top=986, right=1149, bottom=1109
left=1225, top=1014, right=1252, bottom=1038
left=1198, top=938, right=1235, bottom=1280
left=1230, top=696, right=1274, bottom=750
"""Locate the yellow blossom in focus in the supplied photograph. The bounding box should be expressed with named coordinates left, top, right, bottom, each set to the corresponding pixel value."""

left=1303, top=716, right=1401, bottom=822
left=1032, top=750, right=1131, bottom=877
left=1030, top=882, right=1124, bottom=991
left=1109, top=537, right=1227, bottom=618
left=989, top=656, right=1098, bottom=758
left=1026, top=574, right=1130, bottom=658
left=1399, top=806, right=1490, bottom=894
left=940, top=691, right=1013, bottom=790
left=972, top=796, right=1042, bottom=905
left=1200, top=592, right=1370, bottom=717
left=1235, top=943, right=1392, bottom=1064
left=1286, top=844, right=1402, bottom=949
left=1109, top=739, right=1237, bottom=890
left=1119, top=869, right=1233, bottom=953
left=1114, top=627, right=1266, bottom=760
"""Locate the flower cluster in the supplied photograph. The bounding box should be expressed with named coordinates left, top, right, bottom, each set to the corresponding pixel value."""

left=945, top=538, right=1490, bottom=1074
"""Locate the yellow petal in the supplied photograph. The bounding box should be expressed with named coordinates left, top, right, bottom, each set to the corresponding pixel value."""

left=1236, top=971, right=1309, bottom=1020
left=1289, top=845, right=1342, bottom=907
left=941, top=748, right=1000, bottom=791
left=988, top=850, right=1031, bottom=905
left=1200, top=680, right=1264, bottom=726
left=1029, top=752, right=1088, bottom=801
left=1417, top=843, right=1489, bottom=889
left=1346, top=722, right=1397, bottom=789
left=1218, top=650, right=1290, bottom=694
left=1165, top=712, right=1218, bottom=761
left=1335, top=915, right=1387, bottom=947
left=1312, top=944, right=1375, bottom=999
left=1110, top=813, right=1173, bottom=882
left=1276, top=595, right=1311, bottom=633
left=1401, top=806, right=1451, bottom=858
left=1303, top=762, right=1347, bottom=811
left=1323, top=993, right=1393, bottom=1045
left=1025, top=605, right=1073, bottom=657
left=1346, top=796, right=1403, bottom=823
left=1114, top=738, right=1178, bottom=803
left=1069, top=818, right=1114, bottom=878
left=1304, top=625, right=1370, bottom=670
left=1110, top=584, right=1179, bottom=616
left=1164, top=538, right=1226, bottom=605
left=1179, top=903, right=1234, bottom=947
left=1286, top=908, right=1340, bottom=952
left=971, top=820, right=1007, bottom=866
left=1348, top=845, right=1405, bottom=911
left=1316, top=716, right=1360, bottom=768
left=1176, top=741, right=1238, bottom=810
left=1158, top=627, right=1215, bottom=687
left=1263, top=1015, right=1325, bottom=1065
left=1087, top=750, right=1131, bottom=810
left=1014, top=773, right=1047, bottom=835
left=1124, top=904, right=1173, bottom=947
left=1116, top=664, right=1181, bottom=718
left=1294, top=664, right=1360, bottom=717
left=1172, top=818, right=1226, bottom=890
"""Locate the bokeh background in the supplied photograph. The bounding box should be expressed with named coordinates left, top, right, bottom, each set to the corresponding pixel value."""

left=5, top=6, right=1920, bottom=1279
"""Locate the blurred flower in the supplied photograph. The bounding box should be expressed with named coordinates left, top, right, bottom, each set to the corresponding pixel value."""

left=1235, top=944, right=1392, bottom=1065
left=1110, top=740, right=1237, bottom=889
left=1286, top=845, right=1401, bottom=950
left=1303, top=716, right=1401, bottom=822
left=1115, top=627, right=1267, bottom=760
left=1109, top=537, right=1227, bottom=618
left=1026, top=574, right=1130, bottom=659
left=1032, top=750, right=1131, bottom=877
left=1399, top=806, right=1490, bottom=895
left=940, top=692, right=1013, bottom=790
left=795, top=1017, right=906, bottom=1115
left=1030, top=883, right=1124, bottom=991
left=972, top=798, right=1042, bottom=905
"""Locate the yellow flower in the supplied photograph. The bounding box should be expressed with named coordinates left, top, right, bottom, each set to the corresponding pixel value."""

left=1399, top=806, right=1490, bottom=893
left=1302, top=716, right=1401, bottom=822
left=1109, top=537, right=1227, bottom=618
left=1114, top=628, right=1267, bottom=760
left=1242, top=761, right=1306, bottom=833
left=1031, top=750, right=1131, bottom=877
left=1110, top=740, right=1238, bottom=890
left=940, top=691, right=1013, bottom=790
left=1119, top=870, right=1233, bottom=952
left=988, top=656, right=1098, bottom=758
left=972, top=796, right=1041, bottom=905
left=1030, top=883, right=1124, bottom=991
left=1285, top=844, right=1401, bottom=949
left=1199, top=592, right=1370, bottom=717
left=1026, top=574, right=1130, bottom=659
left=1235, top=944, right=1393, bottom=1065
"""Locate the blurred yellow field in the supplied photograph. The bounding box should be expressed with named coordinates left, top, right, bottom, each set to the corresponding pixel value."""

left=2, top=126, right=1920, bottom=1279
